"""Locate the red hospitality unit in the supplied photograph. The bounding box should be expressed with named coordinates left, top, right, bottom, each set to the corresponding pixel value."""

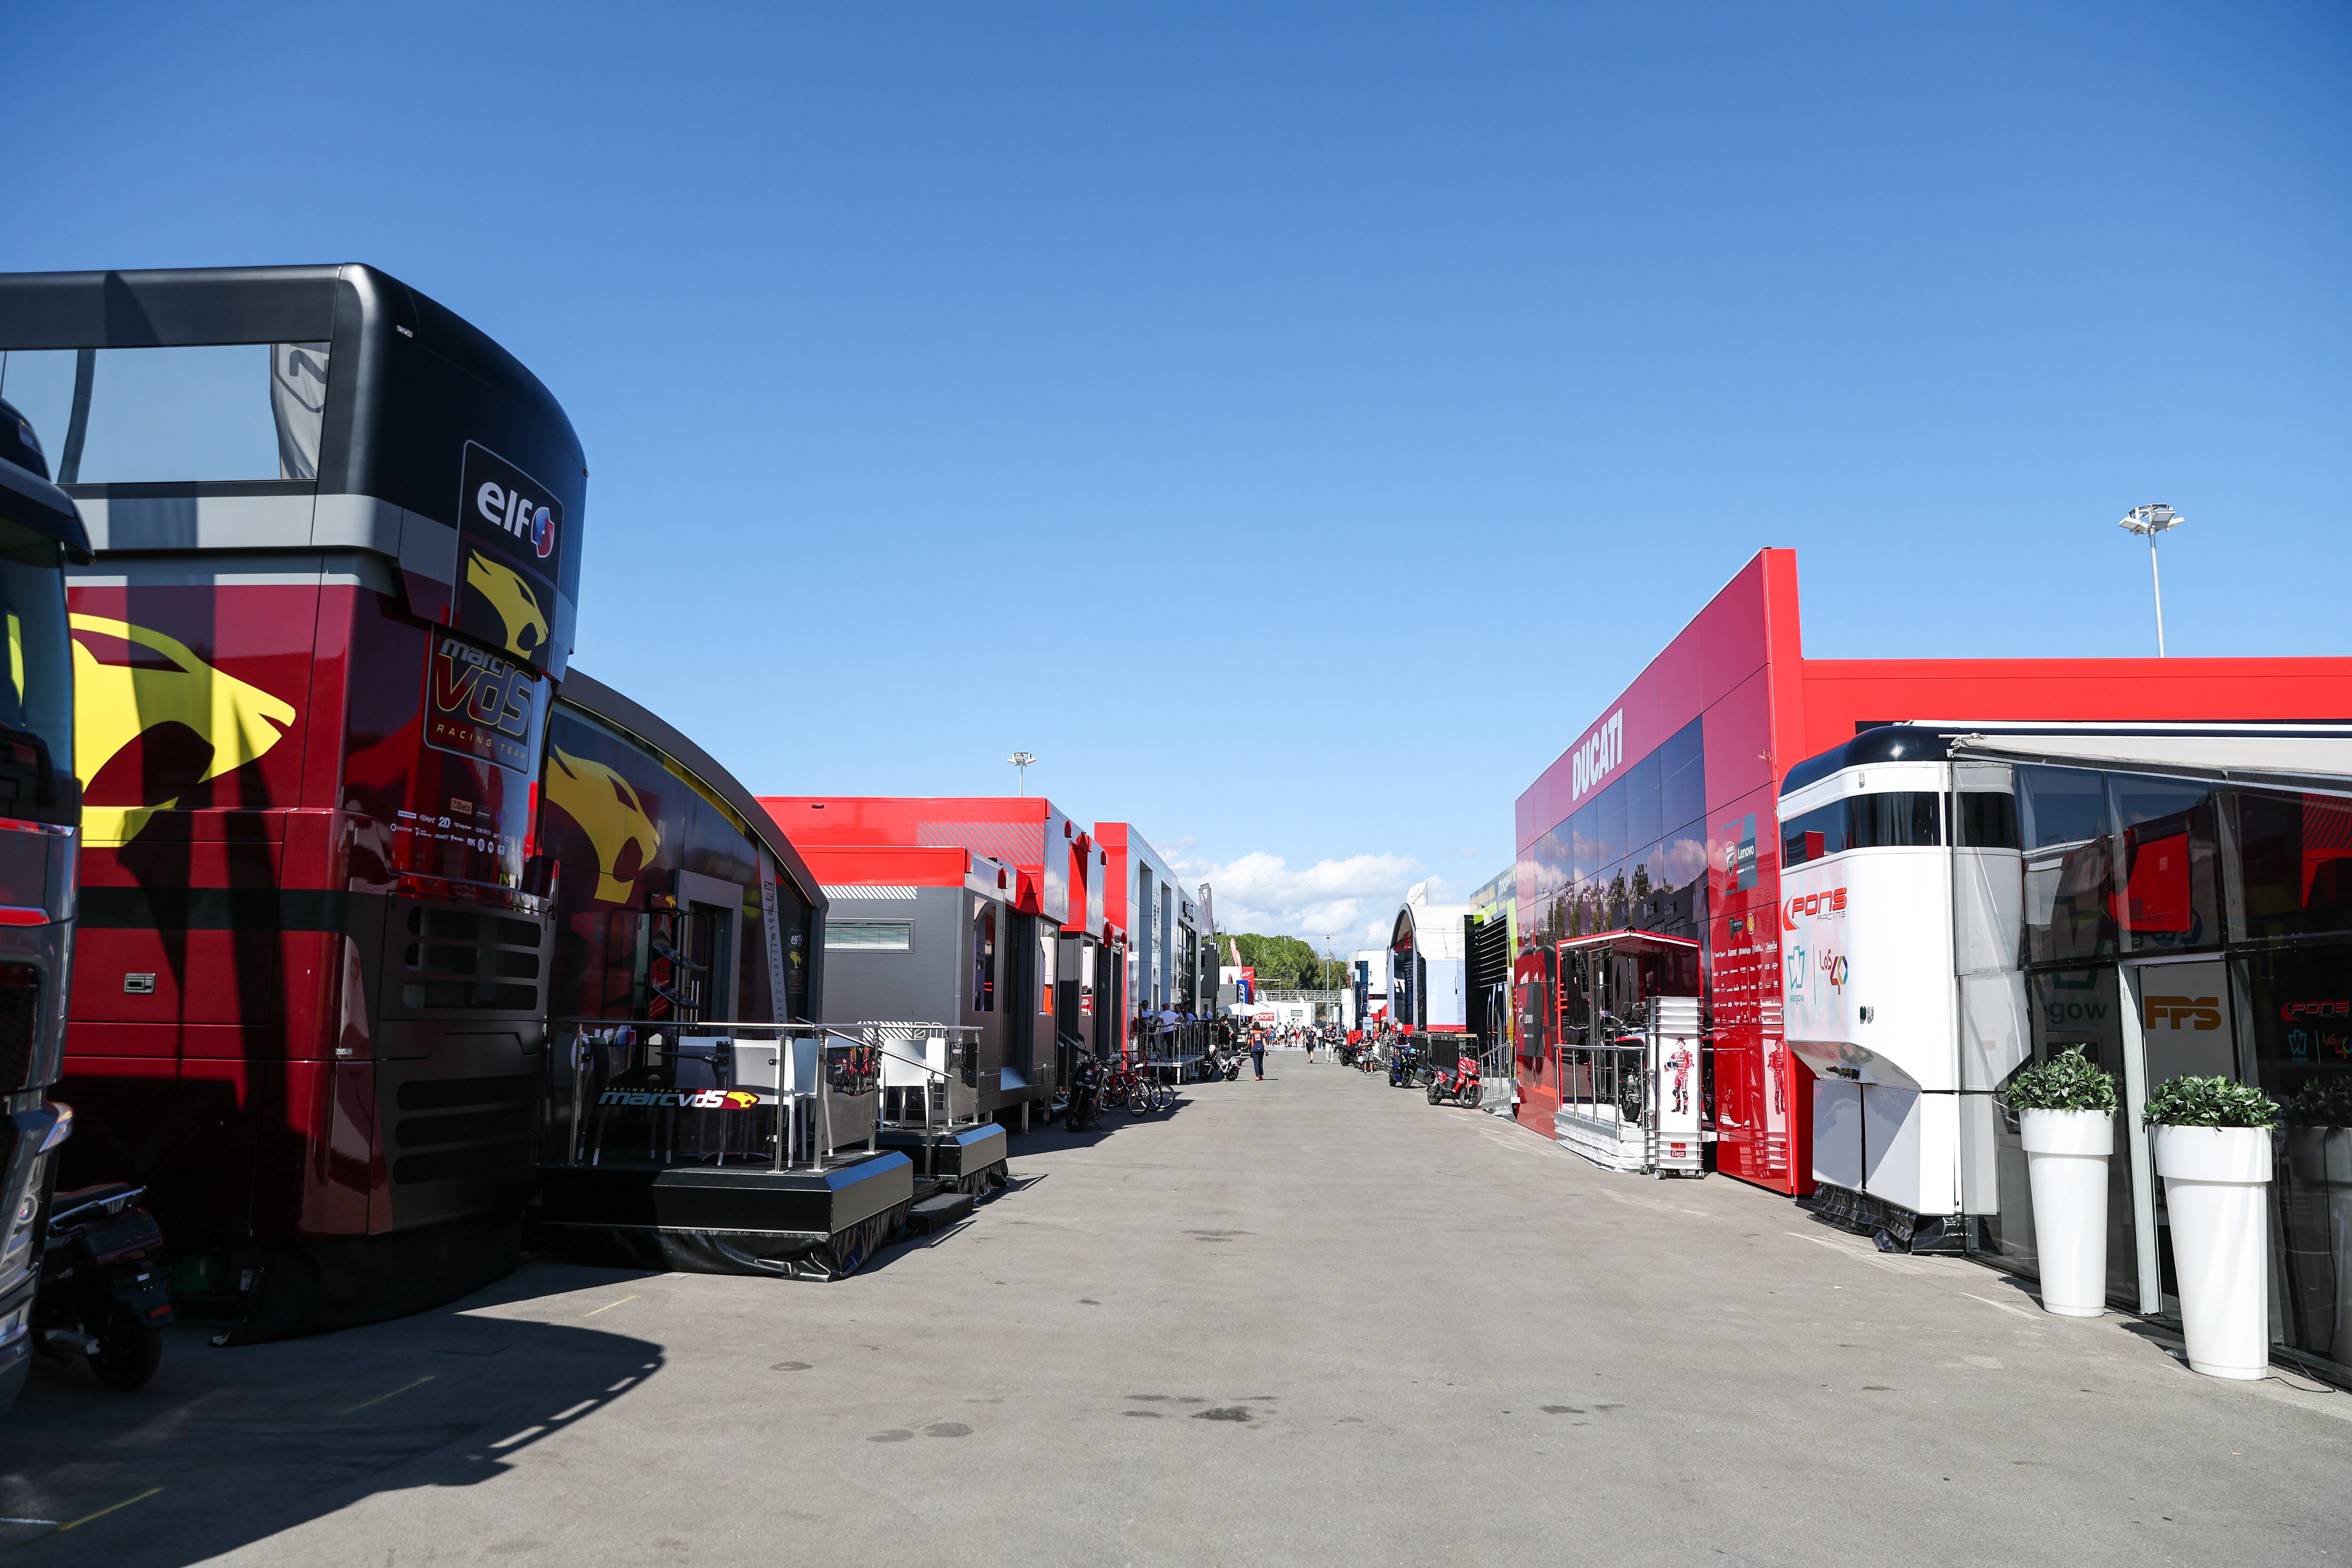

left=1516, top=548, right=2352, bottom=1196
left=762, top=796, right=1100, bottom=1126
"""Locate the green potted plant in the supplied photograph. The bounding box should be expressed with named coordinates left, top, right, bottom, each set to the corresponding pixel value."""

left=2008, top=1048, right=2120, bottom=1317
left=2282, top=1077, right=2352, bottom=1362
left=2145, top=1074, right=2280, bottom=1379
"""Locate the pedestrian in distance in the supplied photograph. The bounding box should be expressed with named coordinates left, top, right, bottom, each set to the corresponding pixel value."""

left=1250, top=1031, right=1266, bottom=1080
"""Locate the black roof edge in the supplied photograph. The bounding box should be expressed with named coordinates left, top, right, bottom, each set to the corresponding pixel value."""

left=554, top=667, right=826, bottom=918
left=1780, top=725, right=1962, bottom=795
left=0, top=265, right=581, bottom=472
left=0, top=456, right=91, bottom=562
left=1783, top=720, right=2352, bottom=799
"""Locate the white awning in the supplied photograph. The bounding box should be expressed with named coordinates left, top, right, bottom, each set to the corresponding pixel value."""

left=1947, top=732, right=2352, bottom=797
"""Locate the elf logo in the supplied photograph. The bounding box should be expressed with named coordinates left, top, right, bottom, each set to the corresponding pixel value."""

left=476, top=477, right=557, bottom=558
left=460, top=442, right=564, bottom=567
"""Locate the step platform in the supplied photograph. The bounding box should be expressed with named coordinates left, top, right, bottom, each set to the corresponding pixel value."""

left=534, top=1153, right=914, bottom=1280
left=875, top=1122, right=1010, bottom=1196
left=905, top=1191, right=977, bottom=1235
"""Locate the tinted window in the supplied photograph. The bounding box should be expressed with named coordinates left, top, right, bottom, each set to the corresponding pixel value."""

left=971, top=901, right=997, bottom=1012
left=2237, top=945, right=2352, bottom=1119
left=2230, top=789, right=2352, bottom=943
left=1623, top=750, right=1662, bottom=853
left=0, top=343, right=330, bottom=483
left=1602, top=861, right=1631, bottom=929
left=1567, top=801, right=1596, bottom=885
left=1660, top=718, right=1706, bottom=834
left=1530, top=824, right=1572, bottom=909
left=1594, top=779, right=1626, bottom=871
left=1664, top=822, right=1708, bottom=893
left=0, top=518, right=69, bottom=773
left=2018, top=767, right=2118, bottom=964
left=1849, top=792, right=1941, bottom=850
left=1780, top=801, right=1846, bottom=869
left=1780, top=792, right=1938, bottom=867
left=1957, top=791, right=2019, bottom=849
left=2019, top=766, right=2106, bottom=850
left=2113, top=786, right=2219, bottom=954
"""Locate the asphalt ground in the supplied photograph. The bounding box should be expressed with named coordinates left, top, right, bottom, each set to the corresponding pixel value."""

left=4, top=1049, right=2349, bottom=1567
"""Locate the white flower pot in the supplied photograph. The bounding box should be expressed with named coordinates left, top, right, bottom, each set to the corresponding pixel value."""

left=2153, top=1124, right=2274, bottom=1380
left=2020, top=1108, right=2114, bottom=1317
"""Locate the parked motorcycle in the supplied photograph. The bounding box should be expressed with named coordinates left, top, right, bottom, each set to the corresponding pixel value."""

left=1062, top=1054, right=1103, bottom=1132
left=33, top=1182, right=170, bottom=1391
left=1387, top=1043, right=1432, bottom=1089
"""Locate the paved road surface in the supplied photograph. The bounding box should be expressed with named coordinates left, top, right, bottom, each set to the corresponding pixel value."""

left=5, top=1053, right=2348, bottom=1566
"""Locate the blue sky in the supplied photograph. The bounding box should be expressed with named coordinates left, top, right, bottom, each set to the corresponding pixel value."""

left=7, top=3, right=2348, bottom=945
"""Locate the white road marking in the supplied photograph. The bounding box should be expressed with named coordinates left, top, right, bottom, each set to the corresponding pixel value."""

left=1785, top=1230, right=1925, bottom=1274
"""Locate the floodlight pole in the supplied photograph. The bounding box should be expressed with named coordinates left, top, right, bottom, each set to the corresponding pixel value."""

left=2117, top=504, right=2183, bottom=657
left=1007, top=750, right=1036, bottom=795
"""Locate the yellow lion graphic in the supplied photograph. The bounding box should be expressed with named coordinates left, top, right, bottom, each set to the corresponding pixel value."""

left=70, top=614, right=299, bottom=844
left=465, top=551, right=549, bottom=659
left=545, top=745, right=663, bottom=904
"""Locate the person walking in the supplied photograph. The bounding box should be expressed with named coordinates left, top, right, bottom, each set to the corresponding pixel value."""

left=1249, top=1028, right=1266, bottom=1081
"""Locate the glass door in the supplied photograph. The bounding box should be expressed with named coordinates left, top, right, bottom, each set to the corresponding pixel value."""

left=2120, top=956, right=2241, bottom=1314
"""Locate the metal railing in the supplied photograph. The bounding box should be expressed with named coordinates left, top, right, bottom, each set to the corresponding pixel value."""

left=1129, top=1019, right=1216, bottom=1083
left=556, top=1019, right=968, bottom=1174
left=1557, top=1041, right=1647, bottom=1125
left=862, top=1022, right=991, bottom=1178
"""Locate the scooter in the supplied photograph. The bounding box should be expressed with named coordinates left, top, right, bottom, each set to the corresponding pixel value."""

left=33, top=1182, right=171, bottom=1391
left=1427, top=1052, right=1483, bottom=1107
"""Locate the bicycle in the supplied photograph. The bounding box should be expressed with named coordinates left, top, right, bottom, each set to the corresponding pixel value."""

left=1127, top=1061, right=1171, bottom=1116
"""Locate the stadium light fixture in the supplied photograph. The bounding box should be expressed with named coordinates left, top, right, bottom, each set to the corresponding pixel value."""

left=2117, top=503, right=2184, bottom=656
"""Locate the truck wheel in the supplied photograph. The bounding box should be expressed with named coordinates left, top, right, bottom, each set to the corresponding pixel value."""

left=91, top=1303, right=163, bottom=1392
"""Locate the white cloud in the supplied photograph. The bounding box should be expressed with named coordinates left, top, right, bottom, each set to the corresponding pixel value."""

left=1164, top=846, right=1427, bottom=950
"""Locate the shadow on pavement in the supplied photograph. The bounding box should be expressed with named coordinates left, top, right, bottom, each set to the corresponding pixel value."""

left=0, top=1258, right=666, bottom=1565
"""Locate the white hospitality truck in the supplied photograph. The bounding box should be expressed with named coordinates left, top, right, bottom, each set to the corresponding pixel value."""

left=1775, top=727, right=2029, bottom=1247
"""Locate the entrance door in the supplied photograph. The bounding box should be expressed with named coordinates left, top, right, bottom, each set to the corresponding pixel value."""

left=675, top=870, right=744, bottom=1024
left=2120, top=956, right=2241, bottom=1314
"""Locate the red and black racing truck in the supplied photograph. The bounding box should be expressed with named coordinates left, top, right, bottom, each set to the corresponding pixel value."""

left=0, top=398, right=91, bottom=1409
left=0, top=266, right=583, bottom=1337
